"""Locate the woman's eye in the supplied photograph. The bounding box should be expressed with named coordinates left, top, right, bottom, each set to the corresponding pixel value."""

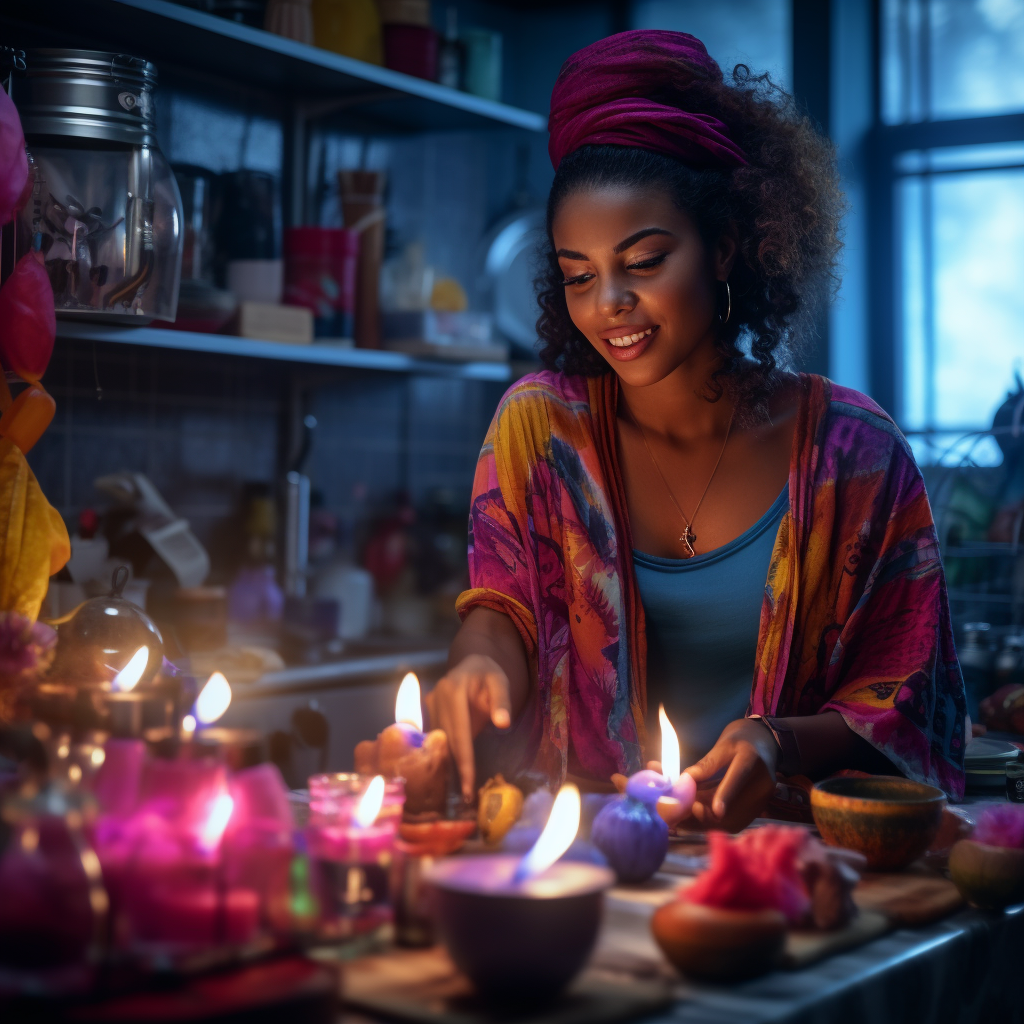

left=561, top=272, right=593, bottom=286
left=627, top=253, right=667, bottom=271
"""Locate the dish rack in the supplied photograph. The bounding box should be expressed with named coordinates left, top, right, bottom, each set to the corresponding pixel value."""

left=920, top=398, right=1024, bottom=732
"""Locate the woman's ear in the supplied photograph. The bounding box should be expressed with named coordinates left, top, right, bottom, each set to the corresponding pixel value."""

left=714, top=223, right=739, bottom=280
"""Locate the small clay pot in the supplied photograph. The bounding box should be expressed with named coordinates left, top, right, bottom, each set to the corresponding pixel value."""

left=811, top=776, right=945, bottom=870
left=651, top=900, right=786, bottom=982
left=948, top=839, right=1024, bottom=910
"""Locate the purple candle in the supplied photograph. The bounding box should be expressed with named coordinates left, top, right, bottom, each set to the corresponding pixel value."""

left=426, top=785, right=614, bottom=997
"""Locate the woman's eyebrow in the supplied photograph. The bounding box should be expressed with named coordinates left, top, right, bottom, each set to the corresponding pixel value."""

left=613, top=227, right=674, bottom=253
left=556, top=227, right=674, bottom=261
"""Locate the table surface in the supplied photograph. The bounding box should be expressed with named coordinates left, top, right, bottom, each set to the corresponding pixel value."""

left=339, top=900, right=1023, bottom=1024
left=338, top=793, right=1023, bottom=1024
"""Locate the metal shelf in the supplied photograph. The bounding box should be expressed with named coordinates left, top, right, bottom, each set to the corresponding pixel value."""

left=3, top=0, right=547, bottom=134
left=56, top=322, right=512, bottom=381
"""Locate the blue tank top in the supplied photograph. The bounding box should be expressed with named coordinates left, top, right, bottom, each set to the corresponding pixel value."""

left=632, top=486, right=789, bottom=761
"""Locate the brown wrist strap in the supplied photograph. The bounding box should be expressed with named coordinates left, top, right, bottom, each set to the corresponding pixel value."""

left=749, top=714, right=802, bottom=776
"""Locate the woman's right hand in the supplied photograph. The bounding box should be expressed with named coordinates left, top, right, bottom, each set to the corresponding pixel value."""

left=424, top=653, right=513, bottom=803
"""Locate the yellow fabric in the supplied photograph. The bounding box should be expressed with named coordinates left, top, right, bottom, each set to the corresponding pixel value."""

left=0, top=440, right=70, bottom=620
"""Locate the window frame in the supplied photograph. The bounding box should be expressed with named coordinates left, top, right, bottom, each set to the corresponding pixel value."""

left=866, top=0, right=1024, bottom=428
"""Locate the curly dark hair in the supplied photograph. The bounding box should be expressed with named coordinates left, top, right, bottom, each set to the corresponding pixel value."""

left=536, top=63, right=844, bottom=414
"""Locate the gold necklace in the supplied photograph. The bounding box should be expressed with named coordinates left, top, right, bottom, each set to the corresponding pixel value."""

left=625, top=404, right=735, bottom=558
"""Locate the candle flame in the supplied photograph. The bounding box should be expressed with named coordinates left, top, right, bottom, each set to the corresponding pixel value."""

left=515, top=783, right=580, bottom=881
left=395, top=672, right=423, bottom=732
left=182, top=714, right=197, bottom=736
left=195, top=672, right=232, bottom=725
left=198, top=792, right=234, bottom=850
left=112, top=646, right=149, bottom=692
left=354, top=775, right=385, bottom=828
left=659, top=704, right=680, bottom=784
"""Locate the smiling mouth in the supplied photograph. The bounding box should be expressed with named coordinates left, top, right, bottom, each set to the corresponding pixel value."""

left=605, top=327, right=655, bottom=348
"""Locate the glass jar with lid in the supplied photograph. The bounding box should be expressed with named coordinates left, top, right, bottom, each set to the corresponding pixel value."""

left=5, top=49, right=183, bottom=323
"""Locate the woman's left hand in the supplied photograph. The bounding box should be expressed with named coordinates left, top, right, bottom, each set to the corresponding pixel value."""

left=682, top=718, right=780, bottom=832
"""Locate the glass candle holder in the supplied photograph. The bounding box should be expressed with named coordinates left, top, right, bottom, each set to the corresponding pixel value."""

left=308, top=772, right=405, bottom=828
left=306, top=773, right=404, bottom=940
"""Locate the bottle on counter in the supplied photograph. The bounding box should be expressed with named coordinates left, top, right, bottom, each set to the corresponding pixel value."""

left=995, top=633, right=1024, bottom=690
left=437, top=6, right=463, bottom=89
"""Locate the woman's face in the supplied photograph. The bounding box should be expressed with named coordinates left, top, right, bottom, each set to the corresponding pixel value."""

left=551, top=185, right=736, bottom=388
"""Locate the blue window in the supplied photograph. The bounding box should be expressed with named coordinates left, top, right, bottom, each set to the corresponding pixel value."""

left=879, top=0, right=1024, bottom=465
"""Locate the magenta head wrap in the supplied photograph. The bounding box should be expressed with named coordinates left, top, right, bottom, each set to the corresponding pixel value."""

left=548, top=30, right=748, bottom=171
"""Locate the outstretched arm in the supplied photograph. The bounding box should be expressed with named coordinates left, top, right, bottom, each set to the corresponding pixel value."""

left=425, top=607, right=531, bottom=803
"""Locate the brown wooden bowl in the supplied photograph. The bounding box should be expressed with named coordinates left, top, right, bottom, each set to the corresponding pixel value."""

left=948, top=839, right=1024, bottom=910
left=651, top=901, right=786, bottom=982
left=810, top=776, right=945, bottom=870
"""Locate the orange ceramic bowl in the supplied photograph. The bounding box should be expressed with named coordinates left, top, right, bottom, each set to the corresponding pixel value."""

left=811, top=776, right=945, bottom=870
left=651, top=901, right=786, bottom=981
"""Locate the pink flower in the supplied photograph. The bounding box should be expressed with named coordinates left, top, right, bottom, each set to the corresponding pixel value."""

left=0, top=612, right=57, bottom=683
left=973, top=804, right=1024, bottom=850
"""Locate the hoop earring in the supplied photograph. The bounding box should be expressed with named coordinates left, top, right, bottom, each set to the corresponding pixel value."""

left=717, top=281, right=732, bottom=325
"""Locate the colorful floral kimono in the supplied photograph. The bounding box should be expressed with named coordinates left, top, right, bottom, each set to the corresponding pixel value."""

left=456, top=371, right=966, bottom=799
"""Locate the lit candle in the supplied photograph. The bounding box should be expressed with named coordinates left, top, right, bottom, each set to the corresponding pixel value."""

left=426, top=784, right=614, bottom=997
left=354, top=673, right=450, bottom=815
left=195, top=671, right=232, bottom=726
left=312, top=774, right=397, bottom=936
left=626, top=706, right=697, bottom=825
left=111, top=646, right=150, bottom=692
left=105, top=645, right=154, bottom=737
left=591, top=706, right=696, bottom=882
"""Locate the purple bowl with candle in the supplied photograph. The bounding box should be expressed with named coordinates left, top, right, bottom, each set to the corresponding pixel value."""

left=426, top=854, right=614, bottom=999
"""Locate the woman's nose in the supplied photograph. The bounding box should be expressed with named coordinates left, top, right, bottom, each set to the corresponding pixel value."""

left=596, top=274, right=637, bottom=318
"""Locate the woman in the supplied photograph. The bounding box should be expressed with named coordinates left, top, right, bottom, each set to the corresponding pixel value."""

left=426, top=30, right=965, bottom=831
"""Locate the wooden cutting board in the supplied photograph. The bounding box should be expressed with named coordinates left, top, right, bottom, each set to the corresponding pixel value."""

left=853, top=867, right=964, bottom=926
left=604, top=861, right=963, bottom=972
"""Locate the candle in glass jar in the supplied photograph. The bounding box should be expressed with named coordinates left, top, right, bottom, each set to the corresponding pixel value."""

left=312, top=775, right=395, bottom=936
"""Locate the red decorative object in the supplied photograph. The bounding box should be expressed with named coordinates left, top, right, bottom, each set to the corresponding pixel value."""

left=0, top=252, right=55, bottom=384
left=383, top=24, right=438, bottom=80
left=0, top=86, right=29, bottom=226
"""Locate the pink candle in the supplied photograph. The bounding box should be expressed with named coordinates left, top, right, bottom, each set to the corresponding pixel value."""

left=143, top=883, right=260, bottom=946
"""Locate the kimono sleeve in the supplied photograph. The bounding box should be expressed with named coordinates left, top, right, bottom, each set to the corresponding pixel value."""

left=820, top=426, right=966, bottom=799
left=454, top=420, right=538, bottom=658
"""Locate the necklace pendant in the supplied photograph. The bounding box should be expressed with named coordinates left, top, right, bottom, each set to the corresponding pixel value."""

left=680, top=526, right=697, bottom=558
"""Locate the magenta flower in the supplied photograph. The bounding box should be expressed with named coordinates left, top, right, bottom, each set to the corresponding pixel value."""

left=0, top=611, right=57, bottom=683
left=973, top=804, right=1024, bottom=850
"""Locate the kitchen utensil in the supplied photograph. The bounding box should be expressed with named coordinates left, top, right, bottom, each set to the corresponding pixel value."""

left=810, top=776, right=946, bottom=870
left=480, top=205, right=545, bottom=354
left=6, top=49, right=183, bottom=325
left=339, top=170, right=386, bottom=348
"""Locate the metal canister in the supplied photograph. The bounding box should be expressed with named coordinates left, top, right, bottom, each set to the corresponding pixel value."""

left=959, top=622, right=995, bottom=719
left=1006, top=761, right=1024, bottom=803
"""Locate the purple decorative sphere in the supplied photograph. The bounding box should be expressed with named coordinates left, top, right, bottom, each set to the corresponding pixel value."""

left=591, top=795, right=669, bottom=883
